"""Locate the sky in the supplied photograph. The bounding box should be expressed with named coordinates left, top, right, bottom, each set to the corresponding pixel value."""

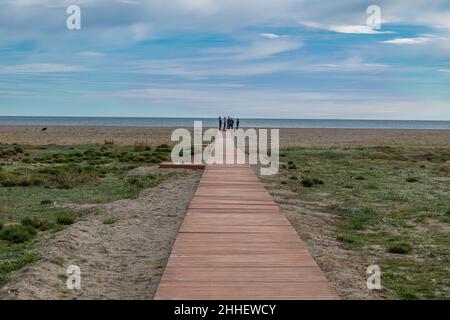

left=0, top=0, right=450, bottom=120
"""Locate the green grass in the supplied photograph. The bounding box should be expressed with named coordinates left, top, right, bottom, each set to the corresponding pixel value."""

left=0, top=143, right=173, bottom=286
left=387, top=242, right=413, bottom=254
left=0, top=225, right=37, bottom=243
left=103, top=218, right=117, bottom=225
left=267, top=145, right=450, bottom=299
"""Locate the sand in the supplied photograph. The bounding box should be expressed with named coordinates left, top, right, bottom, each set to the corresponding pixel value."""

left=1, top=126, right=449, bottom=300
left=0, top=168, right=201, bottom=300
left=261, top=181, right=382, bottom=299
left=1, top=126, right=450, bottom=147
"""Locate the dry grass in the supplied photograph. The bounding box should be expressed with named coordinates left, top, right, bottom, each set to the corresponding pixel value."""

left=134, top=140, right=151, bottom=152
left=53, top=172, right=97, bottom=189
left=104, top=139, right=115, bottom=145
left=439, top=163, right=450, bottom=174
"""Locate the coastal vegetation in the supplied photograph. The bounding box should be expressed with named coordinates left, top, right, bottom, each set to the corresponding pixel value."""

left=0, top=142, right=172, bottom=285
left=268, top=145, right=450, bottom=299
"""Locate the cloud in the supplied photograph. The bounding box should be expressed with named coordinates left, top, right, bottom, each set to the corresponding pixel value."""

left=382, top=37, right=432, bottom=45
left=1, top=1, right=450, bottom=47
left=126, top=55, right=390, bottom=79
left=301, top=21, right=393, bottom=34
left=328, top=25, right=392, bottom=34
left=231, top=38, right=302, bottom=60
left=78, top=51, right=105, bottom=57
left=438, top=69, right=450, bottom=73
left=311, top=59, right=390, bottom=72
left=259, top=33, right=287, bottom=39
left=0, top=64, right=90, bottom=74
left=93, top=85, right=450, bottom=119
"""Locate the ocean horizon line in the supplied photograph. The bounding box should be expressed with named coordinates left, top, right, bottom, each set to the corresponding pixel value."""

left=1, top=116, right=450, bottom=130
left=1, top=115, right=450, bottom=122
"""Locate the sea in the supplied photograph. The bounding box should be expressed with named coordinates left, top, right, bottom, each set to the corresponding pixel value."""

left=1, top=116, right=450, bottom=130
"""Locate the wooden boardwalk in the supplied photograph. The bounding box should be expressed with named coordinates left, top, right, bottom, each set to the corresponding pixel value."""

left=155, top=134, right=338, bottom=300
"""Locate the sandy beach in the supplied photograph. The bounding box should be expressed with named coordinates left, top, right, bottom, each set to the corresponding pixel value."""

left=1, top=126, right=449, bottom=300
left=1, top=126, right=450, bottom=147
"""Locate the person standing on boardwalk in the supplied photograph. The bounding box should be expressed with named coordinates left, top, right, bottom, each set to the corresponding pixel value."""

left=236, top=118, right=240, bottom=130
left=219, top=116, right=222, bottom=131
left=223, top=116, right=227, bottom=131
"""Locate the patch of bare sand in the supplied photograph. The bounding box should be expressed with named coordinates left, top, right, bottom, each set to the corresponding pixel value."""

left=264, top=182, right=384, bottom=300
left=1, top=126, right=449, bottom=147
left=0, top=169, right=201, bottom=300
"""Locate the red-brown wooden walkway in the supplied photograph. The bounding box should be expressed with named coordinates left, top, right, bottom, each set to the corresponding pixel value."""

left=155, top=133, right=338, bottom=300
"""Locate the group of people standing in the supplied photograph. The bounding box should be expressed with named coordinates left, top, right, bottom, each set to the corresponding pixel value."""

left=219, top=116, right=239, bottom=131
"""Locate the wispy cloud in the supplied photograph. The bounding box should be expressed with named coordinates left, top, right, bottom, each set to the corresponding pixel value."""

left=93, top=85, right=449, bottom=119
left=78, top=51, right=105, bottom=57
left=382, top=37, right=432, bottom=45
left=259, top=33, right=288, bottom=39
left=231, top=38, right=302, bottom=60
left=301, top=22, right=393, bottom=35
left=123, top=55, right=390, bottom=79
left=0, top=64, right=90, bottom=74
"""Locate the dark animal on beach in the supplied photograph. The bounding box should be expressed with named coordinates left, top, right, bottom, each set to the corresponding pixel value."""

left=41, top=128, right=47, bottom=132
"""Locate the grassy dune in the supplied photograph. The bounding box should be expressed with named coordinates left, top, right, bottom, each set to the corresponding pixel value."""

left=272, top=145, right=449, bottom=299
left=0, top=142, right=172, bottom=285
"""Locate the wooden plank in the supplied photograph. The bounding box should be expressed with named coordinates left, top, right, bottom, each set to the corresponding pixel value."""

left=180, top=224, right=298, bottom=234
left=183, top=213, right=290, bottom=226
left=155, top=283, right=339, bottom=300
left=159, top=267, right=328, bottom=283
left=189, top=204, right=278, bottom=210
left=176, top=232, right=301, bottom=243
left=159, top=162, right=205, bottom=169
left=167, top=253, right=318, bottom=268
left=187, top=209, right=282, bottom=215
left=182, top=216, right=290, bottom=227
left=190, top=199, right=276, bottom=205
left=171, top=242, right=307, bottom=254
left=155, top=135, right=339, bottom=300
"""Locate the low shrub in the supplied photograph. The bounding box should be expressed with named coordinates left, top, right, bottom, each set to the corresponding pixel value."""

left=347, top=207, right=381, bottom=230
left=156, top=144, right=170, bottom=151
left=21, top=216, right=54, bottom=231
left=388, top=242, right=413, bottom=254
left=0, top=170, right=45, bottom=187
left=301, top=178, right=314, bottom=187
left=103, top=218, right=117, bottom=225
left=312, top=178, right=324, bottom=185
left=134, top=140, right=152, bottom=152
left=0, top=225, right=37, bottom=243
left=406, top=177, right=419, bottom=183
left=53, top=172, right=96, bottom=189
left=56, top=213, right=76, bottom=225
left=14, top=146, right=24, bottom=154
left=301, top=177, right=323, bottom=187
